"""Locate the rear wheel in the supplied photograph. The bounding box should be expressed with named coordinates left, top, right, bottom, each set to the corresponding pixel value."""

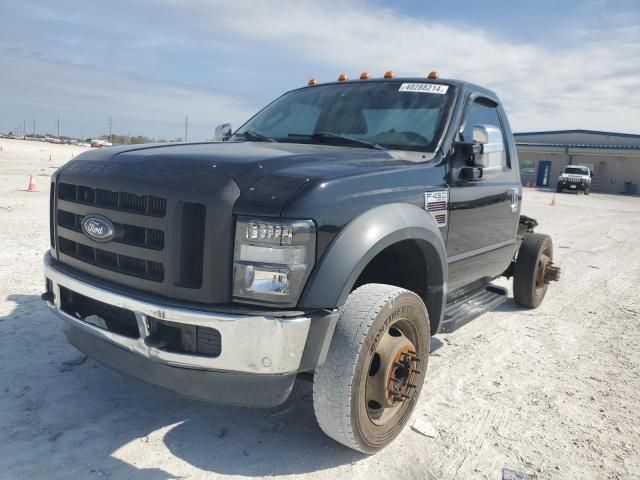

left=513, top=233, right=557, bottom=308
left=313, top=284, right=430, bottom=453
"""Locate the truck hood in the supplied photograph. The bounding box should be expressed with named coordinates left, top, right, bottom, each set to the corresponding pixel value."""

left=63, top=141, right=434, bottom=216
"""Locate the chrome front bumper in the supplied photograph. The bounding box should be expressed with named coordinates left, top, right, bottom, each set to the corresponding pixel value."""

left=43, top=253, right=312, bottom=376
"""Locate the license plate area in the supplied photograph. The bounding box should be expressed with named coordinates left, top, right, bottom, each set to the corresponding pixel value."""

left=59, top=286, right=140, bottom=338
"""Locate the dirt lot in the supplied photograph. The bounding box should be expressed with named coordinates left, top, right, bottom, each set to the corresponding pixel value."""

left=1, top=138, right=639, bottom=480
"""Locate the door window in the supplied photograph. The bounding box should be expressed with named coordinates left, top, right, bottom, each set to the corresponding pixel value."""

left=458, top=98, right=509, bottom=168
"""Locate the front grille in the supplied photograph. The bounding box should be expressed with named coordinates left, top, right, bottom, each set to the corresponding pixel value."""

left=52, top=168, right=234, bottom=303
left=60, top=286, right=140, bottom=339
left=58, top=237, right=164, bottom=282
left=58, top=210, right=164, bottom=250
left=58, top=183, right=166, bottom=216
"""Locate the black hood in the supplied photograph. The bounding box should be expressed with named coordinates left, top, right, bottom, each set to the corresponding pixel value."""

left=61, top=141, right=425, bottom=216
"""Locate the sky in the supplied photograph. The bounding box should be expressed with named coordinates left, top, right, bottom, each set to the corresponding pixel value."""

left=1, top=0, right=639, bottom=141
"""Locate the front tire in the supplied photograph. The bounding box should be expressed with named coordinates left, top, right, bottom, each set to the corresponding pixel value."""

left=556, top=183, right=563, bottom=193
left=313, top=284, right=430, bottom=454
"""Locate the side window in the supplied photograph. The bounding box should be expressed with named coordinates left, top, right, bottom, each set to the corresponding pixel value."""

left=458, top=98, right=510, bottom=168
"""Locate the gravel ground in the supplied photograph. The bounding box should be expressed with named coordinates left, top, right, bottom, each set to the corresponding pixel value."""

left=1, top=138, right=639, bottom=480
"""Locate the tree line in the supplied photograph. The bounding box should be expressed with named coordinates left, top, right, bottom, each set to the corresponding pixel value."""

left=98, top=134, right=184, bottom=145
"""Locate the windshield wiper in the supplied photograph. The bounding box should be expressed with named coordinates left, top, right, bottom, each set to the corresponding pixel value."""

left=289, top=132, right=386, bottom=151
left=234, top=130, right=278, bottom=143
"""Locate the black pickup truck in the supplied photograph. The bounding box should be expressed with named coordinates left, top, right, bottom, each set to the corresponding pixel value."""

left=43, top=72, right=560, bottom=453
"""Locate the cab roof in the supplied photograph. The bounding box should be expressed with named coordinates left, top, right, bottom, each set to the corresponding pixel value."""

left=296, top=77, right=500, bottom=103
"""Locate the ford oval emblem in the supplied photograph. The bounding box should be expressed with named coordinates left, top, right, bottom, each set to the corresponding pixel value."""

left=81, top=215, right=115, bottom=243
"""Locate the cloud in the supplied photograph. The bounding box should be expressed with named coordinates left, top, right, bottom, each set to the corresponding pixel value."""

left=163, top=0, right=640, bottom=133
left=1, top=0, right=638, bottom=138
left=0, top=56, right=253, bottom=139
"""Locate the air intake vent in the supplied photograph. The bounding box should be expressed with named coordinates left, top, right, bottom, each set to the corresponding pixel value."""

left=50, top=183, right=56, bottom=248
left=179, top=203, right=206, bottom=288
left=57, top=183, right=166, bottom=216
left=58, top=237, right=164, bottom=282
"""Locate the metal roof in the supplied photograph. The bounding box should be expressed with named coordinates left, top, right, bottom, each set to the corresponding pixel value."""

left=514, top=130, right=640, bottom=150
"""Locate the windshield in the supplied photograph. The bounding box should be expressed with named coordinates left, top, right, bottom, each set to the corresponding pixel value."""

left=564, top=167, right=589, bottom=175
left=233, top=81, right=455, bottom=152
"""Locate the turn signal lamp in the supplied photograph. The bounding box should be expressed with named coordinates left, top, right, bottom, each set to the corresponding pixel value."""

left=383, top=70, right=394, bottom=79
left=360, top=72, right=370, bottom=80
left=308, top=78, right=318, bottom=86
left=338, top=73, right=348, bottom=81
left=428, top=71, right=439, bottom=79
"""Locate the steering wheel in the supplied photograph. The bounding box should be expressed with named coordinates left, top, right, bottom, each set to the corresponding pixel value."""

left=399, top=131, right=430, bottom=144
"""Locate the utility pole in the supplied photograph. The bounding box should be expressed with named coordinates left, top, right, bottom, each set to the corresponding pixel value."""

left=57, top=117, right=60, bottom=138
left=108, top=117, right=112, bottom=144
left=23, top=120, right=26, bottom=137
left=184, top=115, right=189, bottom=142
left=33, top=119, right=36, bottom=136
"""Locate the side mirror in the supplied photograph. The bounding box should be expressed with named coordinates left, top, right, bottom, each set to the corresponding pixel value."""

left=472, top=124, right=504, bottom=168
left=214, top=123, right=232, bottom=142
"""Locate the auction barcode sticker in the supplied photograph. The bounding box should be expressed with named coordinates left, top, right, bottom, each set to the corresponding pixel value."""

left=399, top=83, right=449, bottom=94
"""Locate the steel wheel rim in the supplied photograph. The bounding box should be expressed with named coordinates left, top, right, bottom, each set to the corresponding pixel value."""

left=365, top=318, right=420, bottom=426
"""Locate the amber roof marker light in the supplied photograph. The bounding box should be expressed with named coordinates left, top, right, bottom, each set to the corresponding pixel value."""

left=360, top=72, right=370, bottom=80
left=308, top=78, right=318, bottom=86
left=428, top=71, right=439, bottom=80
left=383, top=70, right=394, bottom=79
left=338, top=73, right=348, bottom=81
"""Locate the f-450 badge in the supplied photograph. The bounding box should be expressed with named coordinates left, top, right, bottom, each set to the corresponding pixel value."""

left=424, top=190, right=448, bottom=227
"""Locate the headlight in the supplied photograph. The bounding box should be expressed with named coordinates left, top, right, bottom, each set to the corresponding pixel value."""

left=233, top=217, right=316, bottom=306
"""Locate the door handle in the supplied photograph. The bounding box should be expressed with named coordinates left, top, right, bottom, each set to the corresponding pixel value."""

left=509, top=188, right=519, bottom=213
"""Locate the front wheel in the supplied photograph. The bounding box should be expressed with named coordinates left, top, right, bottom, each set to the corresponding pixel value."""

left=313, top=284, right=430, bottom=453
left=556, top=183, right=563, bottom=193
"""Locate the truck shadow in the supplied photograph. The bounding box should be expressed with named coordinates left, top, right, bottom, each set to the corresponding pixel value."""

left=0, top=294, right=364, bottom=479
left=493, top=299, right=530, bottom=313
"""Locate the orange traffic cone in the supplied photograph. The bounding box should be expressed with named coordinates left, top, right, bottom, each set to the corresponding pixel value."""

left=549, top=194, right=556, bottom=206
left=27, top=175, right=37, bottom=192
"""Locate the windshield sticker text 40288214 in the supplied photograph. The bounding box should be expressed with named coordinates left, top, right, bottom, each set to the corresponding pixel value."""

left=399, top=83, right=449, bottom=94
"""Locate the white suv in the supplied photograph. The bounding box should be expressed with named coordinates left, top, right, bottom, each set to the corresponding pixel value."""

left=557, top=165, right=592, bottom=194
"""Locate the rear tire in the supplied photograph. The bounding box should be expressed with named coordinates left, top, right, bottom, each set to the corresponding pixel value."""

left=585, top=185, right=591, bottom=195
left=313, top=284, right=430, bottom=454
left=556, top=183, right=563, bottom=193
left=513, top=233, right=553, bottom=308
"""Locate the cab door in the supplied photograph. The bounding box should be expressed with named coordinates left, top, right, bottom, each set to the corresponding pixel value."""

left=445, top=95, right=521, bottom=295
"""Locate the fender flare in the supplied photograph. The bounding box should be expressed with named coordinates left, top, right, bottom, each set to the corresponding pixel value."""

left=299, top=203, right=448, bottom=330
